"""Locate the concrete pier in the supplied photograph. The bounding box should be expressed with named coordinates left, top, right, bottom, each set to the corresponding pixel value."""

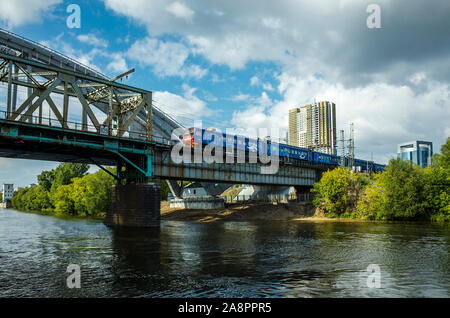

left=0, top=201, right=12, bottom=208
left=169, top=197, right=225, bottom=209
left=104, top=183, right=161, bottom=227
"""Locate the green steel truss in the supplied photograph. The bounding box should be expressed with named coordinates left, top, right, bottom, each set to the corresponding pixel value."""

left=0, top=52, right=155, bottom=184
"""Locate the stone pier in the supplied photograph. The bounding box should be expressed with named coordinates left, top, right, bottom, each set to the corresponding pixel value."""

left=104, top=183, right=161, bottom=227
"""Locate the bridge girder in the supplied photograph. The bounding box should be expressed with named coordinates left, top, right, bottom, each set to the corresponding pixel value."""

left=0, top=53, right=152, bottom=141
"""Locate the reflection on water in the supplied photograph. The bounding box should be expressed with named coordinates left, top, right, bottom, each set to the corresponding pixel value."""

left=0, top=208, right=449, bottom=297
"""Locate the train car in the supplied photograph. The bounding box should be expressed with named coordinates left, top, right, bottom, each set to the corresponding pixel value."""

left=202, top=128, right=226, bottom=148
left=374, top=163, right=385, bottom=173
left=182, top=127, right=383, bottom=171
left=354, top=158, right=369, bottom=172
left=279, top=144, right=311, bottom=161
left=247, top=137, right=258, bottom=153
left=182, top=127, right=201, bottom=147
left=314, top=152, right=340, bottom=165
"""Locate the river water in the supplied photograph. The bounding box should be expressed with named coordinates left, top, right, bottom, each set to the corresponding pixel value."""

left=0, top=208, right=449, bottom=297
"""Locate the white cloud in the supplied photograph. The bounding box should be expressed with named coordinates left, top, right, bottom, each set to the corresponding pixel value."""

left=231, top=94, right=251, bottom=102
left=153, top=84, right=212, bottom=125
left=250, top=76, right=260, bottom=86
left=250, top=76, right=274, bottom=91
left=188, top=34, right=266, bottom=70
left=262, top=17, right=283, bottom=30
left=184, top=64, right=208, bottom=80
left=211, top=74, right=222, bottom=83
left=127, top=37, right=207, bottom=78
left=0, top=0, right=61, bottom=28
left=106, top=53, right=129, bottom=74
left=262, top=83, right=274, bottom=92
left=77, top=34, right=108, bottom=48
left=166, top=1, right=195, bottom=21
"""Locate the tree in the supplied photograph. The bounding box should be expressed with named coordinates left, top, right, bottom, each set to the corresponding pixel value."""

left=12, top=185, right=51, bottom=212
left=37, top=170, right=56, bottom=192
left=69, top=169, right=115, bottom=217
left=357, top=174, right=386, bottom=220
left=311, top=167, right=369, bottom=217
left=423, top=138, right=450, bottom=221
left=50, top=163, right=89, bottom=193
left=439, top=136, right=450, bottom=169
left=358, top=158, right=427, bottom=220
left=51, top=184, right=75, bottom=215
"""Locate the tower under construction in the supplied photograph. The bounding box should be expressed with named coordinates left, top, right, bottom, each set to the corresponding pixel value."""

left=288, top=101, right=337, bottom=155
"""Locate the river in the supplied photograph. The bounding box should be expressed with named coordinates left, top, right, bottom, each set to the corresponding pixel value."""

left=0, top=207, right=449, bottom=297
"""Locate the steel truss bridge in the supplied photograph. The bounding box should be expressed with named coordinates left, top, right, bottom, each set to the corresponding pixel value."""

left=0, top=29, right=335, bottom=195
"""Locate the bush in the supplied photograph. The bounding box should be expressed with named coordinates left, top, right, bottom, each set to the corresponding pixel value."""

left=424, top=139, right=450, bottom=221
left=358, top=159, right=431, bottom=221
left=312, top=167, right=369, bottom=217
left=12, top=185, right=51, bottom=212
left=13, top=164, right=114, bottom=218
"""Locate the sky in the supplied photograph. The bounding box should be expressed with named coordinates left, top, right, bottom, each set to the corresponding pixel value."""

left=0, top=0, right=449, bottom=187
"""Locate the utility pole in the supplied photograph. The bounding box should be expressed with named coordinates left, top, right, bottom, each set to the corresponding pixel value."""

left=339, top=129, right=346, bottom=167
left=348, top=123, right=354, bottom=171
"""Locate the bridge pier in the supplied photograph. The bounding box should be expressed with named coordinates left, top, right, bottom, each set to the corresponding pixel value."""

left=104, top=183, right=161, bottom=227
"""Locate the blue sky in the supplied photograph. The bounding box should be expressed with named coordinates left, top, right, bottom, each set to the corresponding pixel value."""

left=0, top=0, right=449, bottom=187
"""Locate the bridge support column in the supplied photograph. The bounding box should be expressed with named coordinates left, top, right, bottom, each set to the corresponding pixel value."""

left=104, top=183, right=160, bottom=227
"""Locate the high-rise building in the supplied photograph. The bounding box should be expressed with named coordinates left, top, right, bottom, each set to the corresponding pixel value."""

left=288, top=108, right=300, bottom=146
left=1, top=184, right=14, bottom=203
left=288, top=101, right=337, bottom=154
left=397, top=140, right=433, bottom=168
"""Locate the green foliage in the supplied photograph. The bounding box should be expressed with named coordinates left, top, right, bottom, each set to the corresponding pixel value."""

left=357, top=176, right=386, bottom=220
left=357, top=147, right=450, bottom=221
left=314, top=138, right=450, bottom=222
left=13, top=163, right=114, bottom=218
left=423, top=138, right=450, bottom=221
left=312, top=167, right=369, bottom=217
left=37, top=170, right=55, bottom=192
left=378, top=159, right=427, bottom=220
left=424, top=165, right=449, bottom=220
left=12, top=185, right=52, bottom=213
left=358, top=159, right=427, bottom=220
left=159, top=180, right=170, bottom=200
left=50, top=163, right=89, bottom=193
left=439, top=136, right=450, bottom=169
left=70, top=170, right=115, bottom=217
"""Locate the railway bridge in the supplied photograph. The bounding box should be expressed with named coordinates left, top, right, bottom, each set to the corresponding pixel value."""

left=0, top=29, right=335, bottom=227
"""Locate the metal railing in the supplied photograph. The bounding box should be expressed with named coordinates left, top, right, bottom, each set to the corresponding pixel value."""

left=0, top=28, right=108, bottom=79
left=173, top=193, right=314, bottom=204
left=0, top=110, right=173, bottom=145
left=221, top=193, right=313, bottom=204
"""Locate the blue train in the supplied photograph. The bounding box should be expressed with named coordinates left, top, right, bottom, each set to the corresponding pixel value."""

left=182, top=127, right=385, bottom=173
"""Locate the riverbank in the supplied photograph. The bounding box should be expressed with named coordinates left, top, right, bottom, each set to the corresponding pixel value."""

left=160, top=202, right=449, bottom=223
left=161, top=201, right=319, bottom=222
left=0, top=206, right=105, bottom=222
left=5, top=201, right=446, bottom=224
